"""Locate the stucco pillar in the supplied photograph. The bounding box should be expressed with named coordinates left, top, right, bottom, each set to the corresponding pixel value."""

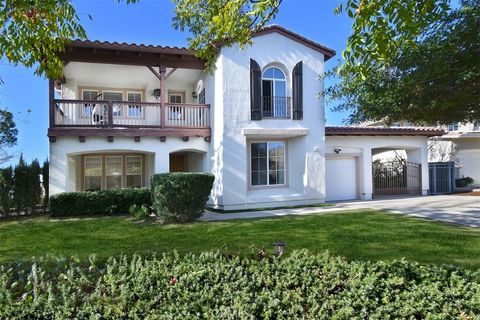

left=361, top=147, right=373, bottom=200
left=407, top=147, right=429, bottom=195
left=154, top=151, right=169, bottom=174
left=304, top=150, right=325, bottom=197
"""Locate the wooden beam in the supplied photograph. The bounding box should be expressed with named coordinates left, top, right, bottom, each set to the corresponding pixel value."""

left=48, top=127, right=211, bottom=138
left=160, top=65, right=166, bottom=128
left=49, top=78, right=54, bottom=129
left=146, top=66, right=161, bottom=80
left=165, top=68, right=177, bottom=79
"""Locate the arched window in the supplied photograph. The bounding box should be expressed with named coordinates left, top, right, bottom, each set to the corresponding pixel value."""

left=262, top=67, right=288, bottom=118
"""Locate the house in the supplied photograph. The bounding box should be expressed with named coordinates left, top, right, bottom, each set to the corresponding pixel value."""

left=430, top=122, right=480, bottom=186
left=48, top=25, right=443, bottom=209
left=360, top=120, right=480, bottom=187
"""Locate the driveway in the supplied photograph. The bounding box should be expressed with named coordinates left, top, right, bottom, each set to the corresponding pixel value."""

left=201, top=195, right=480, bottom=228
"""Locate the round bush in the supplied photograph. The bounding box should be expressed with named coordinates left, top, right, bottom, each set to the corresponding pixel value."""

left=150, top=172, right=214, bottom=223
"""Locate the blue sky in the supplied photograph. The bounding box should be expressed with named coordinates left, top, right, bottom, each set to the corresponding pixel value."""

left=0, top=0, right=352, bottom=165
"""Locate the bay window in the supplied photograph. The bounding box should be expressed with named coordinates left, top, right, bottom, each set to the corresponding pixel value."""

left=250, top=141, right=286, bottom=187
left=82, top=154, right=144, bottom=191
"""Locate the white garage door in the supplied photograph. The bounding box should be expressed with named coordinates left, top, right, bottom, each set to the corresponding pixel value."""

left=326, top=157, right=358, bottom=201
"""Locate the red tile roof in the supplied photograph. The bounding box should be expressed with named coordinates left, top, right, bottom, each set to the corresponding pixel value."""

left=326, top=126, right=445, bottom=137
left=67, top=39, right=194, bottom=56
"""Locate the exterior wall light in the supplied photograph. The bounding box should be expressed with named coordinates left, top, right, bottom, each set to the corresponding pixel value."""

left=152, top=88, right=161, bottom=99
left=273, top=241, right=286, bottom=256
left=192, top=91, right=198, bottom=99
left=334, top=148, right=342, bottom=154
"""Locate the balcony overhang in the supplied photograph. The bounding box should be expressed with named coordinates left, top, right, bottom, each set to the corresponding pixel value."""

left=48, top=127, right=211, bottom=139
left=59, top=40, right=205, bottom=69
left=243, top=128, right=309, bottom=138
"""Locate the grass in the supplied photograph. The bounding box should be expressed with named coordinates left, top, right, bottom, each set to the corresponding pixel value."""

left=1, top=210, right=479, bottom=269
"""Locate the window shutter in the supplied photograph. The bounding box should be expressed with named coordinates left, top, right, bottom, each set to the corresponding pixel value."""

left=250, top=59, right=262, bottom=120
left=292, top=61, right=303, bottom=120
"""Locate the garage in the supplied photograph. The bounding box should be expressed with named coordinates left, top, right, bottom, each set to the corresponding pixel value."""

left=325, top=157, right=358, bottom=201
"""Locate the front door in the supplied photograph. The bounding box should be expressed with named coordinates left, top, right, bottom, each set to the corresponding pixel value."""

left=169, top=154, right=187, bottom=172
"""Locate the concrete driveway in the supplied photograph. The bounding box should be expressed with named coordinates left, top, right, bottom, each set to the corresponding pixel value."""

left=201, top=195, right=480, bottom=228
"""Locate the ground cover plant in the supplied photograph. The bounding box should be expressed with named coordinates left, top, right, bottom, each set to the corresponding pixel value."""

left=1, top=211, right=479, bottom=269
left=1, top=251, right=479, bottom=319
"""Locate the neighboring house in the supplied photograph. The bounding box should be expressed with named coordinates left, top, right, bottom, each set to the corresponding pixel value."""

left=48, top=25, right=443, bottom=209
left=361, top=120, right=480, bottom=186
left=432, top=122, right=480, bottom=185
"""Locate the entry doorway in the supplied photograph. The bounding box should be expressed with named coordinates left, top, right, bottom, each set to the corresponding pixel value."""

left=169, top=153, right=187, bottom=172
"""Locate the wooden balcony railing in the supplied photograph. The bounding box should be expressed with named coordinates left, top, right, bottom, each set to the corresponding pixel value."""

left=52, top=99, right=210, bottom=129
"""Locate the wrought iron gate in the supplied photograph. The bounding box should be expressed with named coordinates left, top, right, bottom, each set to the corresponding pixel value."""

left=373, top=161, right=422, bottom=197
left=429, top=162, right=455, bottom=194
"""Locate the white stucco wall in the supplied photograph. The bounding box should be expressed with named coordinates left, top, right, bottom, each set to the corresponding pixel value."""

left=49, top=136, right=210, bottom=195
left=209, top=32, right=327, bottom=210
left=326, top=135, right=430, bottom=199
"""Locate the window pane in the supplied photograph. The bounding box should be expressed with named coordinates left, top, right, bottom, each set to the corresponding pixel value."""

left=106, top=176, right=122, bottom=190
left=106, top=156, right=122, bottom=176
left=263, top=68, right=274, bottom=78
left=85, top=176, right=101, bottom=191
left=126, top=156, right=142, bottom=175
left=82, top=90, right=98, bottom=100
left=273, top=67, right=285, bottom=80
left=85, top=157, right=102, bottom=176
left=127, top=175, right=142, bottom=188
left=268, top=142, right=286, bottom=185
left=127, top=92, right=142, bottom=102
left=251, top=143, right=268, bottom=186
left=103, top=92, right=123, bottom=101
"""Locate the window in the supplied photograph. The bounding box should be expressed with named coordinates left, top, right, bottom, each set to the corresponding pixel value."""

left=127, top=92, right=143, bottom=117
left=103, top=91, right=123, bottom=116
left=105, top=156, right=122, bottom=190
left=84, top=156, right=102, bottom=191
left=262, top=67, right=288, bottom=118
left=82, top=154, right=144, bottom=191
left=82, top=90, right=98, bottom=116
left=250, top=141, right=286, bottom=186
left=169, top=92, right=184, bottom=104
left=198, top=88, right=205, bottom=104
left=447, top=123, right=459, bottom=131
left=126, top=156, right=142, bottom=188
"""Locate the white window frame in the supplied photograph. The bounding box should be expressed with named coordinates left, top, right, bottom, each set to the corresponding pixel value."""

left=127, top=91, right=144, bottom=118
left=81, top=89, right=99, bottom=117
left=84, top=155, right=103, bottom=191
left=105, top=156, right=123, bottom=190
left=102, top=90, right=124, bottom=117
left=261, top=66, right=288, bottom=118
left=249, top=140, right=288, bottom=188
left=125, top=155, right=143, bottom=188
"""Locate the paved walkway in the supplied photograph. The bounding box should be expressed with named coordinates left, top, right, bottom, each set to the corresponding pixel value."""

left=200, top=195, right=480, bottom=228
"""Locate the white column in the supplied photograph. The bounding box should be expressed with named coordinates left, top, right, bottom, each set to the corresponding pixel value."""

left=361, top=147, right=373, bottom=200
left=407, top=147, right=429, bottom=195
left=154, top=151, right=169, bottom=174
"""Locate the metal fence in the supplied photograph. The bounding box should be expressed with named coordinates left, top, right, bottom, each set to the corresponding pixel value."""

left=373, top=161, right=422, bottom=197
left=429, top=162, right=455, bottom=194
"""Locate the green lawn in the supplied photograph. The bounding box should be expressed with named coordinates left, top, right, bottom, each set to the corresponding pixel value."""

left=1, top=210, right=479, bottom=269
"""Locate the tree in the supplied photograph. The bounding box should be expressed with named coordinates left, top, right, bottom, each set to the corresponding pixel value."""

left=41, top=159, right=49, bottom=211
left=173, top=0, right=282, bottom=70
left=0, top=0, right=138, bottom=78
left=13, top=154, right=28, bottom=213
left=328, top=0, right=480, bottom=125
left=0, top=165, right=14, bottom=215
left=0, top=108, right=18, bottom=163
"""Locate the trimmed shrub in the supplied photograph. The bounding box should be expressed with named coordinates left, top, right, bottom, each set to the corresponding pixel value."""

left=129, top=204, right=151, bottom=219
left=0, top=251, right=479, bottom=319
left=456, top=176, right=474, bottom=187
left=49, top=188, right=151, bottom=217
left=151, top=172, right=214, bottom=222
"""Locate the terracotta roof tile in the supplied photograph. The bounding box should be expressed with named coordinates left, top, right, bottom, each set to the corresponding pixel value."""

left=67, top=39, right=195, bottom=55
left=325, top=126, right=445, bottom=137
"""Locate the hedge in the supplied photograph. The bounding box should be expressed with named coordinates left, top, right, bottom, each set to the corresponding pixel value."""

left=1, top=251, right=479, bottom=319
left=151, top=172, right=214, bottom=222
left=49, top=188, right=151, bottom=217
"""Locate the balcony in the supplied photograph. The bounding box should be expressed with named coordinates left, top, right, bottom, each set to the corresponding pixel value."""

left=49, top=99, right=210, bottom=140
left=262, top=96, right=291, bottom=119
